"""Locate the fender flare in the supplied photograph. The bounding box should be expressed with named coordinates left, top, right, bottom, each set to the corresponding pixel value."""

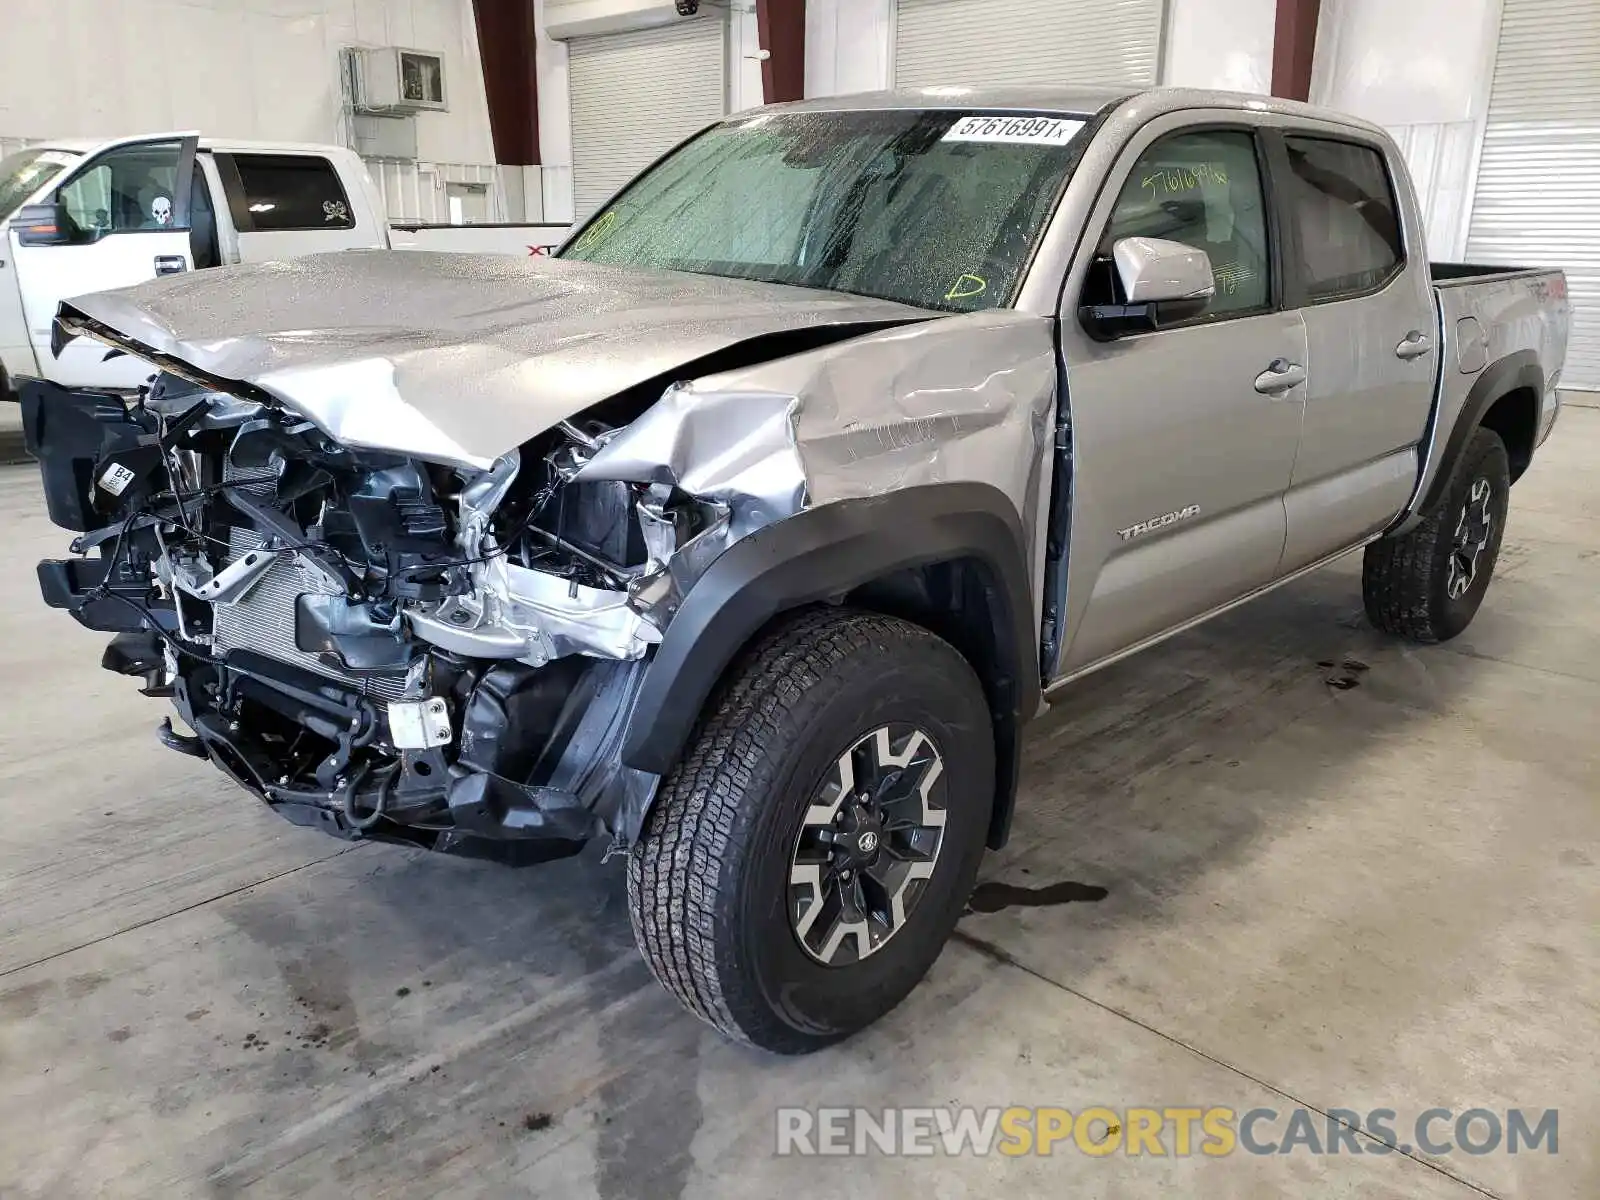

left=1400, top=350, right=1543, bottom=531
left=619, top=482, right=1040, bottom=843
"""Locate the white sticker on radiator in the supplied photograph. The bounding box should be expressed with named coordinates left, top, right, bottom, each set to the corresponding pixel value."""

left=98, top=462, right=136, bottom=496
left=388, top=697, right=452, bottom=749
left=942, top=115, right=1085, bottom=146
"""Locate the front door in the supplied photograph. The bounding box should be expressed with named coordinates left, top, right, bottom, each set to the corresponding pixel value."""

left=9, top=134, right=198, bottom=390
left=1048, top=119, right=1307, bottom=678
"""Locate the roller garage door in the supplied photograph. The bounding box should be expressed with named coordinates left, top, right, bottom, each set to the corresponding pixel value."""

left=893, top=0, right=1165, bottom=90
left=568, top=17, right=726, bottom=220
left=1466, top=0, right=1600, bottom=391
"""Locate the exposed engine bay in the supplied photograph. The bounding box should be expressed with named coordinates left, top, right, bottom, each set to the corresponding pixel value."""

left=25, top=371, right=741, bottom=864
left=26, top=253, right=1057, bottom=869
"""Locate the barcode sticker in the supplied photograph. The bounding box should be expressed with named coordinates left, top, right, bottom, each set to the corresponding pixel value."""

left=98, top=462, right=136, bottom=496
left=943, top=116, right=1085, bottom=146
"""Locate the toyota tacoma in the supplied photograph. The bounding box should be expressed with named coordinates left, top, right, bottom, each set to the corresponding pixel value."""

left=22, top=87, right=1569, bottom=1052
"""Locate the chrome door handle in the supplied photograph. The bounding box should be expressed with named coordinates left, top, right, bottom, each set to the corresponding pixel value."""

left=1395, top=330, right=1433, bottom=360
left=1254, top=358, right=1306, bottom=395
left=153, top=255, right=187, bottom=276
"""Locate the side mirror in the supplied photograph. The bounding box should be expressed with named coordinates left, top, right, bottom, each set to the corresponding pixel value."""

left=1113, top=236, right=1216, bottom=303
left=10, top=203, right=71, bottom=247
left=1080, top=236, right=1217, bottom=338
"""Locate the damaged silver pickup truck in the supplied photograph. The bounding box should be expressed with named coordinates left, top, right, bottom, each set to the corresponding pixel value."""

left=24, top=87, right=1568, bottom=1053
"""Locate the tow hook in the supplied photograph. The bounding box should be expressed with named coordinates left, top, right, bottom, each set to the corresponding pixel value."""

left=157, top=715, right=207, bottom=759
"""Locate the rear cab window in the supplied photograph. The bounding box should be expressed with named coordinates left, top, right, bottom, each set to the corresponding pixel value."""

left=1280, top=136, right=1404, bottom=301
left=217, top=153, right=355, bottom=232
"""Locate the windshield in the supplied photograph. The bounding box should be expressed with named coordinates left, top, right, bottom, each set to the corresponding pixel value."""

left=560, top=110, right=1090, bottom=312
left=0, top=148, right=80, bottom=222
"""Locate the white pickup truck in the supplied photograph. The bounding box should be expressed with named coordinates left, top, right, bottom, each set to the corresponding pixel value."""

left=0, top=133, right=568, bottom=395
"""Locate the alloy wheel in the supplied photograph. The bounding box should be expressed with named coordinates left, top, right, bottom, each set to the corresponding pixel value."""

left=1446, top=477, right=1495, bottom=600
left=788, top=724, right=948, bottom=966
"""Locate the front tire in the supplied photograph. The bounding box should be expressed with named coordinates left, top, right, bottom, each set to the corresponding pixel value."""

left=627, top=607, right=994, bottom=1054
left=1363, top=426, right=1511, bottom=643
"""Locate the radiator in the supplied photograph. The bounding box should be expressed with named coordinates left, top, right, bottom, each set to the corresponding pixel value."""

left=213, top=466, right=407, bottom=703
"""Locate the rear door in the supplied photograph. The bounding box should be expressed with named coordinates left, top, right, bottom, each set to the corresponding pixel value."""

left=1050, top=115, right=1307, bottom=677
left=1272, top=129, right=1437, bottom=572
left=10, top=135, right=198, bottom=390
left=212, top=151, right=379, bottom=262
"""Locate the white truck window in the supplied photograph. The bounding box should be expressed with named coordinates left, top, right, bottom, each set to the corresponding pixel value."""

left=55, top=141, right=185, bottom=240
left=221, top=154, right=355, bottom=232
left=0, top=149, right=80, bottom=221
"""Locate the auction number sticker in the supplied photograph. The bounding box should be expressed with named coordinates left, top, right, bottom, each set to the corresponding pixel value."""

left=942, top=115, right=1085, bottom=146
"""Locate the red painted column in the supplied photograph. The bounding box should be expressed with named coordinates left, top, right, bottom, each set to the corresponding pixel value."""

left=471, top=0, right=542, bottom=165
left=1271, top=0, right=1323, bottom=102
left=755, top=0, right=807, bottom=104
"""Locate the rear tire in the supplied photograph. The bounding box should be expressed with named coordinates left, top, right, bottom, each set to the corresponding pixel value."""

left=627, top=607, right=994, bottom=1054
left=1363, top=426, right=1510, bottom=643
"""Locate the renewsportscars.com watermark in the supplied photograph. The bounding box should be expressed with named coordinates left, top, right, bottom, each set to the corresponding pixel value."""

left=775, top=1106, right=1559, bottom=1158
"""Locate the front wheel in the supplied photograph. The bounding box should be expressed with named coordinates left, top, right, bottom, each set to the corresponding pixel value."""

left=1363, top=425, right=1511, bottom=643
left=627, top=607, right=994, bottom=1054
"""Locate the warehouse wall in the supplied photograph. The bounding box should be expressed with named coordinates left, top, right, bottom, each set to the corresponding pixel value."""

left=803, top=0, right=1277, bottom=97
left=1163, top=0, right=1275, bottom=92
left=1311, top=0, right=1502, bottom=258
left=805, top=0, right=893, bottom=95
left=0, top=0, right=494, bottom=163
left=0, top=0, right=500, bottom=223
left=532, top=0, right=761, bottom=224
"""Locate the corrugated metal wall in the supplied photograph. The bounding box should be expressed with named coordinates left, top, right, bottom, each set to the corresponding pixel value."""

left=363, top=159, right=527, bottom=224
left=567, top=18, right=727, bottom=220
left=893, top=0, right=1165, bottom=88
left=1466, top=0, right=1600, bottom=390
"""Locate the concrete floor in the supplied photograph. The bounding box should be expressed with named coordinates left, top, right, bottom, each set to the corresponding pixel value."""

left=1, top=407, right=1596, bottom=1200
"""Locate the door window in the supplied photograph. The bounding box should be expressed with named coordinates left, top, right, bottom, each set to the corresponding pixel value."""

left=221, top=154, right=355, bottom=232
left=1090, top=129, right=1272, bottom=318
left=53, top=141, right=186, bottom=241
left=1281, top=137, right=1403, bottom=301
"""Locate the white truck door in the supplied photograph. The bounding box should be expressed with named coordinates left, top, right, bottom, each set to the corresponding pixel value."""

left=213, top=151, right=387, bottom=262
left=0, top=252, right=33, bottom=381
left=10, top=135, right=199, bottom=391
left=0, top=147, right=85, bottom=380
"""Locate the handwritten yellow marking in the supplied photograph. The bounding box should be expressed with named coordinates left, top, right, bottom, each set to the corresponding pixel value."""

left=1141, top=163, right=1229, bottom=200
left=1210, top=261, right=1257, bottom=296
left=944, top=274, right=988, bottom=301
left=572, top=209, right=618, bottom=251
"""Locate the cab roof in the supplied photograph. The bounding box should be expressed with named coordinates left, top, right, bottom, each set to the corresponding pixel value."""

left=32, top=135, right=351, bottom=157
left=750, top=85, right=1388, bottom=139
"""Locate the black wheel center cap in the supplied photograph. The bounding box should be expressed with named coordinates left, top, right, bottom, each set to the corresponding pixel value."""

left=838, top=807, right=884, bottom=866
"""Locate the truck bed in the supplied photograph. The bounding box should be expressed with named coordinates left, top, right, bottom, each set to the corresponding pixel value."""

left=1431, top=261, right=1559, bottom=288
left=1406, top=262, right=1570, bottom=523
left=388, top=223, right=572, bottom=257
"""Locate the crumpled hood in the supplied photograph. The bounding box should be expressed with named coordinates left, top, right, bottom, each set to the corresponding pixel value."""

left=59, top=250, right=935, bottom=469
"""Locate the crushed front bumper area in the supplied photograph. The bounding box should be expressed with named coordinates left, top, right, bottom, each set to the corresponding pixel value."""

left=26, top=375, right=661, bottom=866
left=88, top=622, right=652, bottom=866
